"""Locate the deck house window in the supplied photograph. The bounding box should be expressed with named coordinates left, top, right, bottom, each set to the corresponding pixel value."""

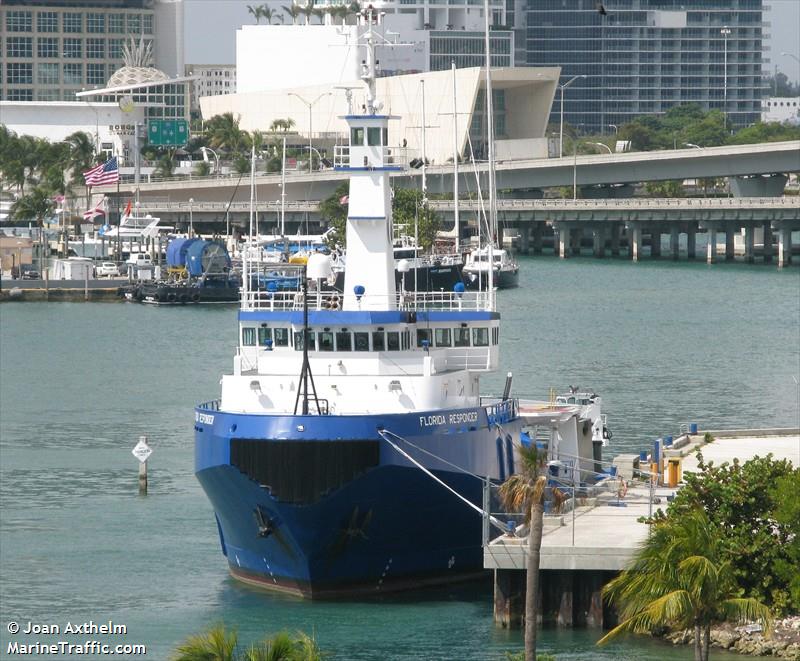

left=336, top=331, right=352, bottom=351
left=318, top=331, right=334, bottom=351
left=258, top=327, right=272, bottom=346
left=416, top=328, right=432, bottom=347
left=367, top=127, right=381, bottom=146
left=473, top=327, right=489, bottom=347
left=387, top=331, right=400, bottom=351
left=242, top=327, right=256, bottom=346
left=435, top=328, right=452, bottom=347
left=454, top=328, right=470, bottom=347
left=492, top=327, right=499, bottom=345
left=294, top=330, right=316, bottom=351
left=273, top=328, right=289, bottom=347
left=351, top=127, right=364, bottom=146
left=372, top=331, right=385, bottom=351
left=354, top=332, right=369, bottom=351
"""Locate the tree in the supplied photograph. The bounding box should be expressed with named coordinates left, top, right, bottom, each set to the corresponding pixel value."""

left=727, top=121, right=800, bottom=145
left=63, top=131, right=97, bottom=186
left=598, top=508, right=772, bottom=661
left=171, top=624, right=324, bottom=661
left=154, top=153, right=176, bottom=179
left=247, top=4, right=265, bottom=23
left=282, top=3, right=302, bottom=24
left=656, top=453, right=800, bottom=614
left=764, top=71, right=799, bottom=97
left=194, top=161, right=211, bottom=177
left=206, top=113, right=248, bottom=153
left=644, top=180, right=684, bottom=198
left=391, top=188, right=441, bottom=251
left=498, top=446, right=546, bottom=661
left=11, top=187, right=55, bottom=225
left=269, top=118, right=296, bottom=133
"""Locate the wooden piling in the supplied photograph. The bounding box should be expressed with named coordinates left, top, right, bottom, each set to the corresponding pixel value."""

left=139, top=460, right=148, bottom=495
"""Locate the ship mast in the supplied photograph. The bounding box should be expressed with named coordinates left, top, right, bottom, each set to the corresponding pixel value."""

left=483, top=0, right=496, bottom=299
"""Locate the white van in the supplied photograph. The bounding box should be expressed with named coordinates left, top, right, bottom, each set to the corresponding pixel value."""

left=126, top=253, right=153, bottom=267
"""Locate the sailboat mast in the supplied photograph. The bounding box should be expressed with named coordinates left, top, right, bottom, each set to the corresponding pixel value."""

left=421, top=79, right=428, bottom=202
left=483, top=0, right=496, bottom=298
left=280, top=138, right=287, bottom=236
left=452, top=61, right=460, bottom=254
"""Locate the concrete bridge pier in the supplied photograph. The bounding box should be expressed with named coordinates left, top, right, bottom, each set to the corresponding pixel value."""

left=763, top=223, right=774, bottom=263
left=744, top=224, right=755, bottom=263
left=570, top=228, right=582, bottom=256
left=610, top=224, right=621, bottom=257
left=670, top=226, right=680, bottom=260
left=725, top=223, right=737, bottom=261
left=557, top=225, right=570, bottom=259
left=730, top=173, right=788, bottom=197
left=777, top=225, right=793, bottom=268
left=628, top=223, right=643, bottom=262
left=518, top=225, right=530, bottom=254
left=687, top=225, right=697, bottom=260
left=650, top=228, right=662, bottom=258
left=532, top=224, right=543, bottom=255
left=593, top=227, right=606, bottom=258
left=706, top=225, right=718, bottom=264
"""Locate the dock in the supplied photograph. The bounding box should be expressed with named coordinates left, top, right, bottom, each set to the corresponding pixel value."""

left=485, top=428, right=800, bottom=628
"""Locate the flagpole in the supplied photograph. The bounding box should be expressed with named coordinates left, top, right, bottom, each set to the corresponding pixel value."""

left=116, top=151, right=121, bottom=262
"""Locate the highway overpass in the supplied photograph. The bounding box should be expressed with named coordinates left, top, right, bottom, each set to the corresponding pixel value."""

left=100, top=140, right=800, bottom=205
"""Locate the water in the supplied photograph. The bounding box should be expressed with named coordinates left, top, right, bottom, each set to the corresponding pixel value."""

left=1, top=257, right=797, bottom=660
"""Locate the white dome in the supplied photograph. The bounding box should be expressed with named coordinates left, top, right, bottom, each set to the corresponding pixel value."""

left=107, top=66, right=169, bottom=88
left=306, top=253, right=333, bottom=280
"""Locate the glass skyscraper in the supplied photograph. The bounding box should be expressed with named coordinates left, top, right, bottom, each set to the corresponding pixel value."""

left=526, top=0, right=767, bottom=133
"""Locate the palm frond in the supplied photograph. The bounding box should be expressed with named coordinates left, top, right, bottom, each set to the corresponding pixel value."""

left=172, top=623, right=238, bottom=661
left=597, top=590, right=693, bottom=646
left=718, top=598, right=773, bottom=634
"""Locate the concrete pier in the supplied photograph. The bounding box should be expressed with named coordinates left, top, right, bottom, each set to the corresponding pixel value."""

left=610, top=224, right=621, bottom=257
left=558, top=226, right=569, bottom=259
left=650, top=229, right=662, bottom=258
left=593, top=228, right=606, bottom=258
left=486, top=429, right=800, bottom=629
left=706, top=225, right=717, bottom=264
left=763, top=222, right=773, bottom=263
left=744, top=224, right=755, bottom=263
left=725, top=223, right=736, bottom=261
left=628, top=223, right=642, bottom=262
left=687, top=226, right=697, bottom=260
left=670, top=226, right=680, bottom=260
left=531, top=224, right=543, bottom=255
left=778, top=225, right=793, bottom=268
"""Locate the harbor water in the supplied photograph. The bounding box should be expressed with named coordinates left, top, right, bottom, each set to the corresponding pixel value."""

left=1, top=256, right=798, bottom=659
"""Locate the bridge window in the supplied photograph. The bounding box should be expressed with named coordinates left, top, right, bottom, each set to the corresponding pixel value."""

left=336, top=331, right=352, bottom=351
left=387, top=331, right=400, bottom=351
left=454, top=328, right=470, bottom=347
left=372, top=331, right=385, bottom=351
left=242, top=327, right=256, bottom=346
left=318, top=331, right=334, bottom=351
left=417, top=328, right=432, bottom=347
left=492, top=327, right=499, bottom=345
left=351, top=127, right=364, bottom=146
left=367, top=127, right=382, bottom=146
left=293, top=330, right=316, bottom=351
left=354, top=332, right=370, bottom=351
left=402, top=330, right=410, bottom=350
left=435, top=328, right=452, bottom=347
left=274, top=328, right=289, bottom=347
left=258, top=327, right=272, bottom=346
left=473, top=327, right=489, bottom=347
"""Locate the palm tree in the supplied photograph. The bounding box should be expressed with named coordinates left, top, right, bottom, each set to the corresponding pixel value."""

left=311, top=7, right=326, bottom=24
left=247, top=4, right=265, bottom=23
left=598, top=508, right=772, bottom=661
left=269, top=118, right=296, bottom=133
left=328, top=4, right=349, bottom=23
left=63, top=131, right=96, bottom=187
left=282, top=3, right=302, bottom=24
left=263, top=6, right=277, bottom=24
left=173, top=623, right=237, bottom=661
left=206, top=113, right=247, bottom=153
left=498, top=444, right=547, bottom=661
left=299, top=2, right=314, bottom=25
left=154, top=152, right=176, bottom=179
left=11, top=186, right=56, bottom=272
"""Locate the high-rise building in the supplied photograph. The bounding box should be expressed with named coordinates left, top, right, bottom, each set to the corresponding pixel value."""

left=185, top=64, right=236, bottom=114
left=526, top=0, right=767, bottom=132
left=0, top=0, right=183, bottom=102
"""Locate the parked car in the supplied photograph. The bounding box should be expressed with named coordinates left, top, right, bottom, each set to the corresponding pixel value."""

left=21, top=269, right=40, bottom=280
left=96, top=262, right=121, bottom=277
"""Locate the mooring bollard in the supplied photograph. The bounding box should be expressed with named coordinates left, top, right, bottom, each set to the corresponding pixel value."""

left=132, top=435, right=153, bottom=495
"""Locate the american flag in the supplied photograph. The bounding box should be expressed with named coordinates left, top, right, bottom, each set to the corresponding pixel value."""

left=83, top=157, right=119, bottom=186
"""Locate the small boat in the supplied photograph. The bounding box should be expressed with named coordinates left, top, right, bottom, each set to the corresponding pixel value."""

left=462, top=247, right=519, bottom=290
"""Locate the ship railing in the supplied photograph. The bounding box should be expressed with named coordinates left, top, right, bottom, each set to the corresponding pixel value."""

left=198, top=399, right=220, bottom=411
left=333, top=145, right=410, bottom=169
left=483, top=397, right=519, bottom=425
left=445, top=349, right=492, bottom=371
left=242, top=289, right=494, bottom=312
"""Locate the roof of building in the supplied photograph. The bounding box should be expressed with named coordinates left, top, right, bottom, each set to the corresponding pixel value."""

left=107, top=66, right=169, bottom=88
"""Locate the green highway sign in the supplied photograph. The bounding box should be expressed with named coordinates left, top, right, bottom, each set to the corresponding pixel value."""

left=147, top=119, right=189, bottom=146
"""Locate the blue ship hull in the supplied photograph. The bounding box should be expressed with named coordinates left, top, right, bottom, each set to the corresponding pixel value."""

left=195, top=402, right=521, bottom=597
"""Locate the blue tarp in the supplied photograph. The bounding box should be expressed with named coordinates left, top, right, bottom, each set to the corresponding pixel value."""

left=166, top=238, right=199, bottom=268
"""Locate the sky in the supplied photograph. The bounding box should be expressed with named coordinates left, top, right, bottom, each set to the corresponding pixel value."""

left=184, top=0, right=800, bottom=85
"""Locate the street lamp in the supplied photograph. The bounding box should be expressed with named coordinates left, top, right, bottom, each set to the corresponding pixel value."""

left=588, top=141, right=612, bottom=154
left=607, top=124, right=618, bottom=135
left=200, top=146, right=220, bottom=175
left=684, top=143, right=702, bottom=149
left=720, top=26, right=732, bottom=131
left=189, top=197, right=194, bottom=236
left=288, top=92, right=332, bottom=173
left=559, top=75, right=587, bottom=159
